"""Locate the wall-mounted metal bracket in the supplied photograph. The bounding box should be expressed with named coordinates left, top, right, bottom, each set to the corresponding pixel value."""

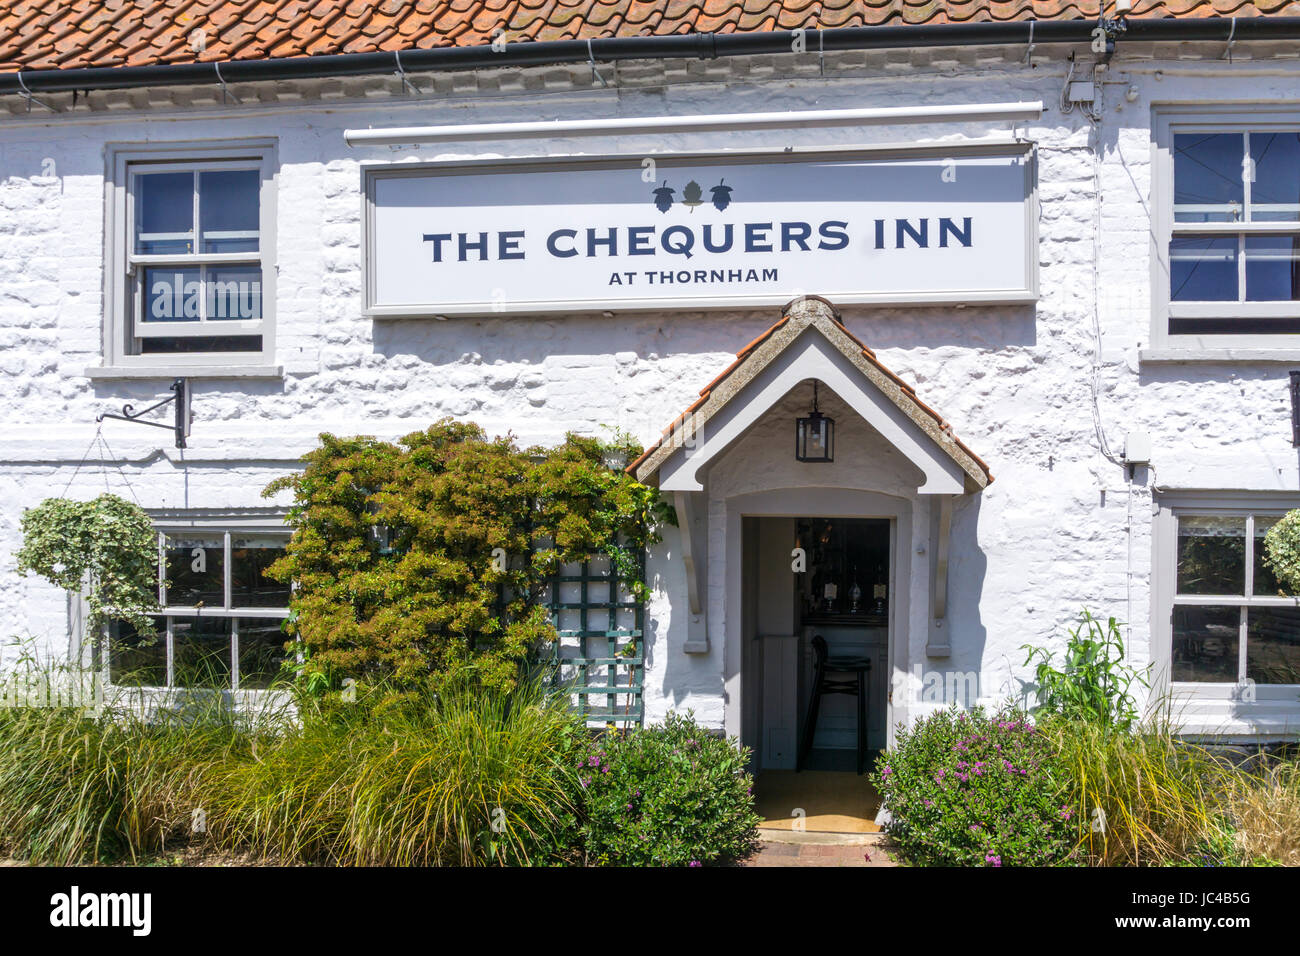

left=586, top=38, right=609, bottom=87
left=96, top=378, right=191, bottom=449
left=213, top=61, right=241, bottom=105
left=15, top=71, right=57, bottom=113
left=394, top=49, right=422, bottom=95
left=1221, top=17, right=1237, bottom=61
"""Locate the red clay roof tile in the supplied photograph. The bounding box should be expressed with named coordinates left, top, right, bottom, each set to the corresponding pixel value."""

left=2, top=1, right=1298, bottom=74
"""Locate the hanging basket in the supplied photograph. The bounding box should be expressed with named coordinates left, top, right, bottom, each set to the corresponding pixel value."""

left=15, top=494, right=160, bottom=632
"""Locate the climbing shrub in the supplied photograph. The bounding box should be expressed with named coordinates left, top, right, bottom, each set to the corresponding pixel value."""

left=264, top=420, right=669, bottom=692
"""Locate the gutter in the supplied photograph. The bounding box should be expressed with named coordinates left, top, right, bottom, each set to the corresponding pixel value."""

left=2, top=17, right=1299, bottom=98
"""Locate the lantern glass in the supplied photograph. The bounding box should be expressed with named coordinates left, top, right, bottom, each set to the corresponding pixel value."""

left=796, top=411, right=835, bottom=462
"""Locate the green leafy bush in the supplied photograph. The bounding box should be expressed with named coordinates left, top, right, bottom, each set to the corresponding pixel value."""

left=871, top=706, right=1076, bottom=866
left=264, top=421, right=668, bottom=692
left=577, top=712, right=760, bottom=866
left=1022, top=610, right=1148, bottom=731
left=1263, top=509, right=1300, bottom=595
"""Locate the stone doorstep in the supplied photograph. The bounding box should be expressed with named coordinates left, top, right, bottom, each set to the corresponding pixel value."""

left=742, top=834, right=898, bottom=867
left=757, top=828, right=891, bottom=847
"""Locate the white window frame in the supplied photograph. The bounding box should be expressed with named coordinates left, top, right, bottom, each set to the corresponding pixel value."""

left=101, top=140, right=278, bottom=371
left=1151, top=104, right=1300, bottom=353
left=99, top=512, right=291, bottom=692
left=1153, top=491, right=1300, bottom=704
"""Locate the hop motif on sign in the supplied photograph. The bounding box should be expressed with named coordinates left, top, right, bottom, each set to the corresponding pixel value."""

left=652, top=177, right=736, bottom=213
left=652, top=180, right=675, bottom=213
left=681, top=180, right=704, bottom=212
left=710, top=178, right=733, bottom=211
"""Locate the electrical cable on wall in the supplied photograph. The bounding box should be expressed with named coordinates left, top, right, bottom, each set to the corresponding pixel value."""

left=1072, top=0, right=1154, bottom=651
left=1059, top=56, right=1078, bottom=115
left=1084, top=86, right=1123, bottom=468
left=1085, top=86, right=1141, bottom=646
left=1071, top=0, right=1123, bottom=466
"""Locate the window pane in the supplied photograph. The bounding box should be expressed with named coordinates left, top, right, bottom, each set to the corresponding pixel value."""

left=1244, top=235, right=1300, bottom=301
left=1246, top=606, right=1300, bottom=685
left=206, top=265, right=263, bottom=321
left=231, top=536, right=290, bottom=608
left=165, top=535, right=224, bottom=606
left=1177, top=516, right=1246, bottom=595
left=1249, top=132, right=1300, bottom=222
left=199, top=169, right=260, bottom=253
left=107, top=617, right=166, bottom=687
left=237, top=618, right=289, bottom=689
left=134, top=171, right=194, bottom=254
left=1254, top=516, right=1284, bottom=596
left=142, top=267, right=202, bottom=322
left=140, top=335, right=262, bottom=353
left=1169, top=315, right=1300, bottom=336
left=171, top=616, right=233, bottom=688
left=1174, top=133, right=1245, bottom=223
left=1172, top=605, right=1240, bottom=682
left=1170, top=236, right=1239, bottom=302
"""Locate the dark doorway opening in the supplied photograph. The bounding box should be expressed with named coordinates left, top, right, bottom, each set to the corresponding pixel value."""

left=743, top=516, right=891, bottom=833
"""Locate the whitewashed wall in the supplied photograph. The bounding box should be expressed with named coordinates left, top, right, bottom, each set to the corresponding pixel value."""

left=2, top=43, right=1299, bottom=736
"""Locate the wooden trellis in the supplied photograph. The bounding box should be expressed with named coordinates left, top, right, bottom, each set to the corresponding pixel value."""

left=546, top=551, right=644, bottom=727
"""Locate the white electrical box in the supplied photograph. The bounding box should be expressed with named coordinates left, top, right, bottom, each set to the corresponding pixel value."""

left=1124, top=431, right=1152, bottom=465
left=1068, top=81, right=1096, bottom=103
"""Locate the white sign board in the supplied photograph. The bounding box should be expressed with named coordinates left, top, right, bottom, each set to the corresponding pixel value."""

left=364, top=145, right=1035, bottom=317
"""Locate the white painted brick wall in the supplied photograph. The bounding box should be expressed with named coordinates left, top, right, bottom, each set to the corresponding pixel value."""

left=1, top=45, right=1297, bottom=737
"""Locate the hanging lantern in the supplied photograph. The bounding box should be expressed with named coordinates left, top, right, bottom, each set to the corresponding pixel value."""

left=795, top=382, right=835, bottom=463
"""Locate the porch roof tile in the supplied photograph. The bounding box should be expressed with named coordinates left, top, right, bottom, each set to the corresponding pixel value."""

left=626, top=295, right=994, bottom=491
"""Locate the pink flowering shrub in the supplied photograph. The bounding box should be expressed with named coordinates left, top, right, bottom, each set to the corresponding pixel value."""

left=869, top=705, right=1077, bottom=866
left=577, top=712, right=761, bottom=866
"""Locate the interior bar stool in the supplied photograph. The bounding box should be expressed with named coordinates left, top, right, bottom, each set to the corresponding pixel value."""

left=797, top=634, right=871, bottom=775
